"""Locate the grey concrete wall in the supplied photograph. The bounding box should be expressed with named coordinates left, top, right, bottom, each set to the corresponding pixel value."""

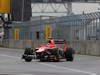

left=0, top=40, right=100, bottom=56
left=68, top=40, right=100, bottom=56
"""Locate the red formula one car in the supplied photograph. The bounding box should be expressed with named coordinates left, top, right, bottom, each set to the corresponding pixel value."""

left=22, top=40, right=75, bottom=62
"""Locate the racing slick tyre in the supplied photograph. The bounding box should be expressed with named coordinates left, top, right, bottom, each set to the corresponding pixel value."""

left=25, top=56, right=33, bottom=62
left=22, top=54, right=27, bottom=59
left=23, top=48, right=33, bottom=62
left=65, top=48, right=74, bottom=62
left=24, top=48, right=33, bottom=55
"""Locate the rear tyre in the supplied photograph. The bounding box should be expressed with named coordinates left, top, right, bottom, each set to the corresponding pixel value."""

left=65, top=48, right=74, bottom=62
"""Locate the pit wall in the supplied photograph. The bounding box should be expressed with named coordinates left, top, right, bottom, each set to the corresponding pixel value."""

left=0, top=40, right=100, bottom=56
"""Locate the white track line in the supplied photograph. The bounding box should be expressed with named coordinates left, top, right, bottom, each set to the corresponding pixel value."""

left=0, top=54, right=97, bottom=75
left=0, top=54, right=20, bottom=59
left=15, top=74, right=35, bottom=75
left=40, top=63, right=97, bottom=75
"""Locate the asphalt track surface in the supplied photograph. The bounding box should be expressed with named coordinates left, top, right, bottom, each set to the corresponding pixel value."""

left=0, top=47, right=100, bottom=75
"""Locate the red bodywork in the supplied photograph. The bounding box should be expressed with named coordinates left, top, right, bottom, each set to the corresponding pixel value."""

left=35, top=40, right=68, bottom=53
left=22, top=40, right=75, bottom=62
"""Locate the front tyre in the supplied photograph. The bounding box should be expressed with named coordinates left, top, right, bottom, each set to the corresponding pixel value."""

left=23, top=48, right=33, bottom=62
left=25, top=56, right=33, bottom=62
left=24, top=48, right=33, bottom=55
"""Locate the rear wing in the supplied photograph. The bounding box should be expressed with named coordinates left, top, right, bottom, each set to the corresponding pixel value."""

left=54, top=40, right=66, bottom=44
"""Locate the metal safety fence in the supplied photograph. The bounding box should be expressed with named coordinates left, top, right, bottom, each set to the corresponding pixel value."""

left=6, top=12, right=100, bottom=41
